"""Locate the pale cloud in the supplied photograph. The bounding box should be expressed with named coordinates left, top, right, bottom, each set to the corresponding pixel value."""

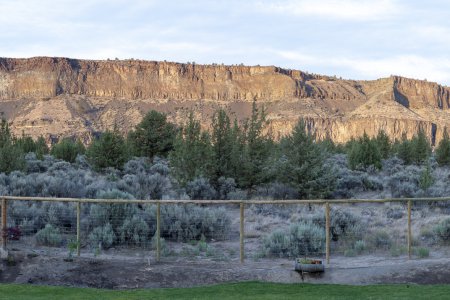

left=1, top=1, right=450, bottom=85
left=255, top=0, right=401, bottom=21
left=276, top=50, right=450, bottom=84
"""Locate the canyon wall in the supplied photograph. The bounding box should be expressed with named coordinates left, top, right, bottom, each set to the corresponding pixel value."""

left=1, top=56, right=450, bottom=145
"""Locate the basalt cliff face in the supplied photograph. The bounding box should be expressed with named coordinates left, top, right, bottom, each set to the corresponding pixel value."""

left=1, top=56, right=450, bottom=145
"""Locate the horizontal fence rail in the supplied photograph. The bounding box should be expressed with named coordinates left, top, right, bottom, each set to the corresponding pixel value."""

left=2, top=196, right=450, bottom=265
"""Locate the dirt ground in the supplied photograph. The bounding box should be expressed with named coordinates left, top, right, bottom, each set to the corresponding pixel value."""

left=2, top=248, right=450, bottom=289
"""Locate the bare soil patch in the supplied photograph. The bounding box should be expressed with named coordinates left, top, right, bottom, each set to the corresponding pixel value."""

left=2, top=249, right=450, bottom=289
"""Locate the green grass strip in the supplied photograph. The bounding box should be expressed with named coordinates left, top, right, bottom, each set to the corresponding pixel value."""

left=1, top=282, right=449, bottom=300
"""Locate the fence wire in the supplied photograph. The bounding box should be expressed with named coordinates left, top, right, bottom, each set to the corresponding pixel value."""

left=1, top=197, right=450, bottom=264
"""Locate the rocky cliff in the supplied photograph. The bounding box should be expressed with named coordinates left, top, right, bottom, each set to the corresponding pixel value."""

left=1, top=56, right=449, bottom=145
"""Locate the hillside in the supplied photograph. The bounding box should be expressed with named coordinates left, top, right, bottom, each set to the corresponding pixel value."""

left=1, top=57, right=450, bottom=144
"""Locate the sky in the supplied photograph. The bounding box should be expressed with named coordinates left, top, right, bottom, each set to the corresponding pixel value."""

left=1, top=0, right=450, bottom=85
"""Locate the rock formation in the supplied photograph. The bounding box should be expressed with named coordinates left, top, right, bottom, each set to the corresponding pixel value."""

left=1, top=56, right=449, bottom=145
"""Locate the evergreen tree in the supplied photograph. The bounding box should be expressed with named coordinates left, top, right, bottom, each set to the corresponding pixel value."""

left=15, top=133, right=37, bottom=154
left=419, top=162, right=434, bottom=190
left=0, top=119, right=12, bottom=148
left=169, top=113, right=213, bottom=185
left=237, top=101, right=271, bottom=190
left=348, top=132, right=382, bottom=170
left=397, top=133, right=413, bottom=164
left=410, top=128, right=431, bottom=165
left=210, top=109, right=235, bottom=183
left=51, top=138, right=86, bottom=163
left=278, top=119, right=336, bottom=199
left=436, top=128, right=450, bottom=166
left=0, top=142, right=25, bottom=173
left=375, top=130, right=391, bottom=159
left=35, top=136, right=50, bottom=159
left=86, top=129, right=130, bottom=170
left=127, top=110, right=177, bottom=158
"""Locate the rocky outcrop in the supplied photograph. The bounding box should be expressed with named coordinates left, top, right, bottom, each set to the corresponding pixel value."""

left=1, top=56, right=450, bottom=145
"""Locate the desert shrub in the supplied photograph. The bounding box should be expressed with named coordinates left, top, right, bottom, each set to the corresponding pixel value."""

left=260, top=182, right=298, bottom=200
left=217, top=177, right=237, bottom=200
left=331, top=158, right=383, bottom=198
left=385, top=205, right=405, bottom=219
left=226, top=189, right=248, bottom=200
left=35, top=224, right=62, bottom=247
left=249, top=203, right=292, bottom=219
left=42, top=202, right=76, bottom=228
left=312, top=208, right=362, bottom=242
left=186, top=177, right=217, bottom=200
left=118, top=216, right=150, bottom=247
left=155, top=205, right=231, bottom=242
left=368, top=230, right=392, bottom=249
left=262, top=222, right=325, bottom=258
left=387, top=165, right=421, bottom=198
left=362, top=176, right=383, bottom=191
left=25, top=153, right=53, bottom=173
left=88, top=223, right=115, bottom=249
left=382, top=157, right=404, bottom=176
left=433, top=218, right=450, bottom=243
left=118, top=158, right=173, bottom=200
left=90, top=189, right=137, bottom=230
left=8, top=201, right=46, bottom=233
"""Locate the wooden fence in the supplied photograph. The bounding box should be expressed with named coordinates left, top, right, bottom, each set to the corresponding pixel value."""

left=2, top=196, right=450, bottom=264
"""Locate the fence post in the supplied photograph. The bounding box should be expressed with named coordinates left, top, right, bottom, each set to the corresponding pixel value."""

left=76, top=202, right=81, bottom=257
left=240, top=202, right=244, bottom=263
left=156, top=202, right=161, bottom=262
left=407, top=200, right=412, bottom=259
left=1, top=198, right=6, bottom=250
left=325, top=202, right=330, bottom=264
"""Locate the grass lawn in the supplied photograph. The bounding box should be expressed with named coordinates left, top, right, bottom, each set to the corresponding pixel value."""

left=1, top=282, right=450, bottom=300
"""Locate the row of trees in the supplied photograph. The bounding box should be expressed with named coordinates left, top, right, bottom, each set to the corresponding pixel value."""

left=1, top=103, right=450, bottom=199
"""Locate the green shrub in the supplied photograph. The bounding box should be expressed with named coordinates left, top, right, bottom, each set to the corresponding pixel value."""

left=35, top=224, right=62, bottom=247
left=415, top=247, right=430, bottom=258
left=433, top=218, right=450, bottom=243
left=262, top=222, right=325, bottom=258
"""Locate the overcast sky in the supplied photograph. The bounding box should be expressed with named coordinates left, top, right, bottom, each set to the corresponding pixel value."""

left=1, top=0, right=450, bottom=85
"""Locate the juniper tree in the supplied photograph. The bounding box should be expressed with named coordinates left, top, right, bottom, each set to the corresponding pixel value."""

left=348, top=132, right=382, bottom=170
left=127, top=110, right=177, bottom=158
left=375, top=130, right=391, bottom=159
left=169, top=112, right=213, bottom=185
left=277, top=119, right=335, bottom=199
left=35, top=136, right=50, bottom=159
left=210, top=109, right=242, bottom=185
left=51, top=138, right=86, bottom=163
left=86, top=129, right=130, bottom=170
left=411, top=128, right=431, bottom=165
left=236, top=101, right=272, bottom=190
left=436, top=128, right=450, bottom=166
left=396, top=133, right=413, bottom=164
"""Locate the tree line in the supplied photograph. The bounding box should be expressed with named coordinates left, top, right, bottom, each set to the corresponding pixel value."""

left=1, top=102, right=450, bottom=199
